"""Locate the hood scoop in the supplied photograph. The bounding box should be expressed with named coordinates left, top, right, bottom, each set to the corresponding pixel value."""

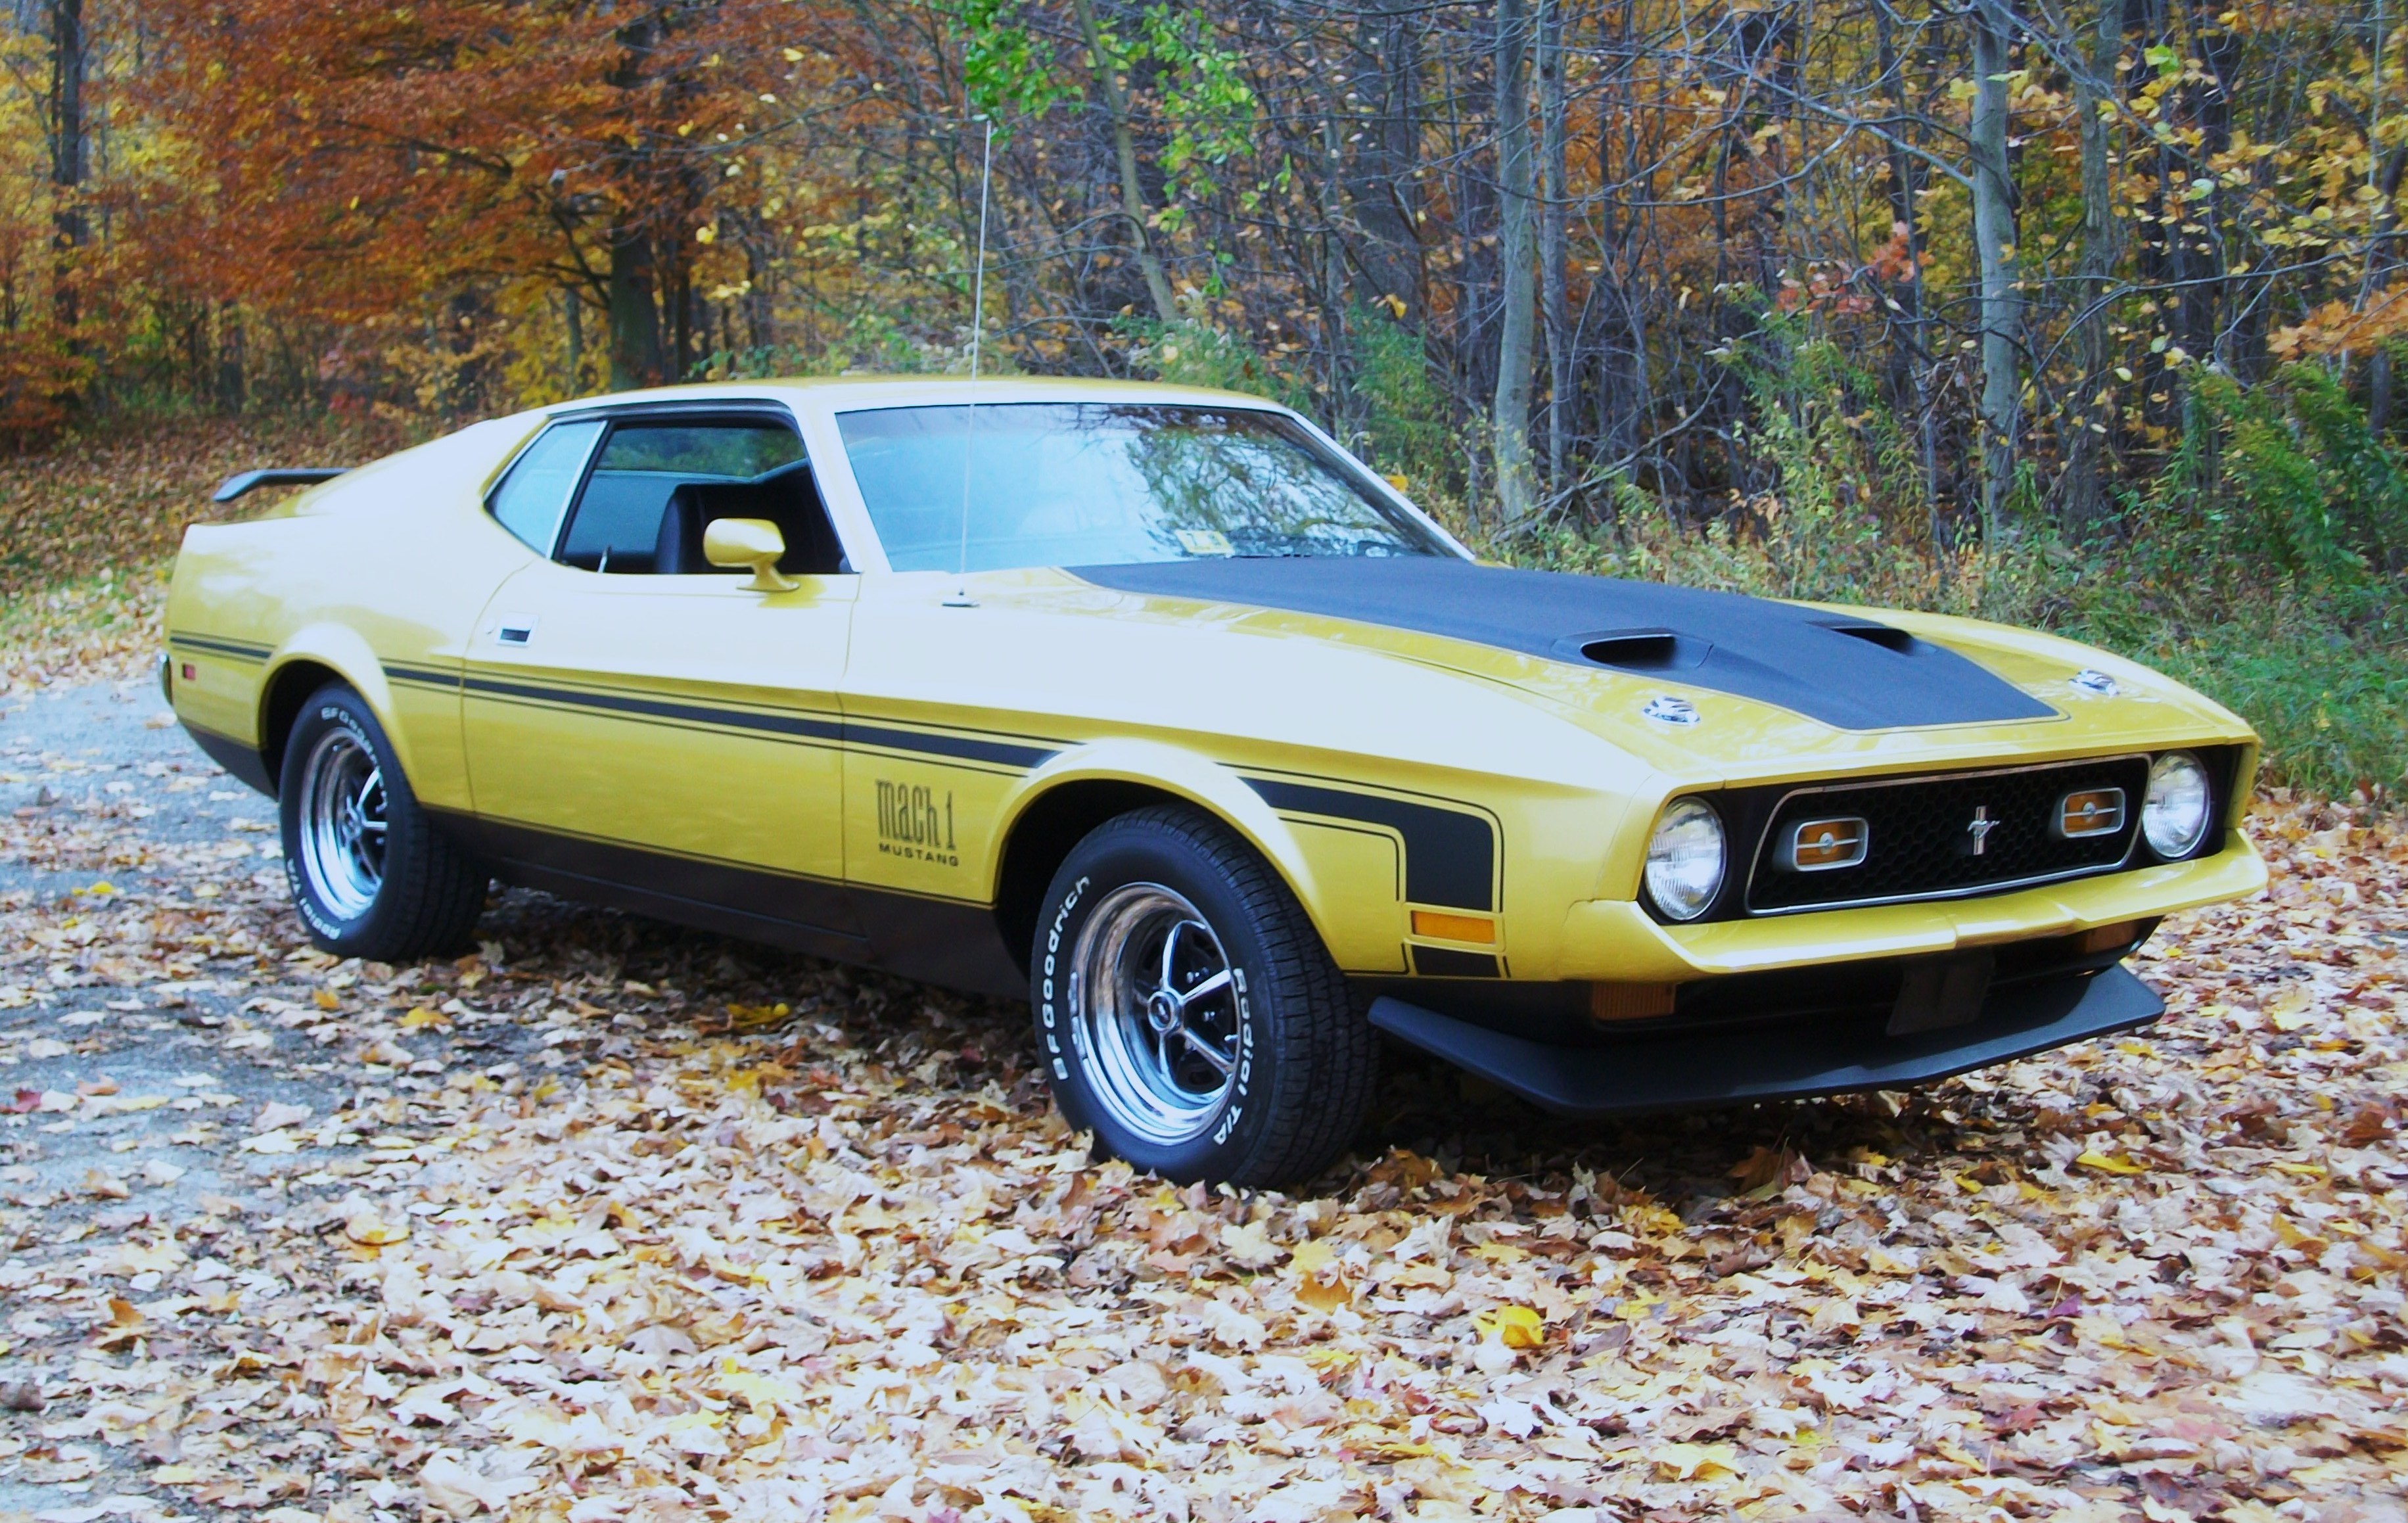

left=1068, top=557, right=2060, bottom=730
left=1560, top=628, right=1712, bottom=672
left=1819, top=620, right=1918, bottom=654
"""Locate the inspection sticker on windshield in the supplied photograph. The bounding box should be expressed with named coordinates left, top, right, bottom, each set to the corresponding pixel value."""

left=1174, top=528, right=1235, bottom=557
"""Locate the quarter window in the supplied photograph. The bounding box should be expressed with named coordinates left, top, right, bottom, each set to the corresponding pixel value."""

left=487, top=420, right=604, bottom=553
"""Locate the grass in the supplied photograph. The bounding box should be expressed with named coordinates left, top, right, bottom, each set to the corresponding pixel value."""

left=2066, top=578, right=2408, bottom=803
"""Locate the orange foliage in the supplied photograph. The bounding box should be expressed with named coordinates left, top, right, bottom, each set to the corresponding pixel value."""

left=114, top=1, right=873, bottom=392
left=2269, top=288, right=2408, bottom=363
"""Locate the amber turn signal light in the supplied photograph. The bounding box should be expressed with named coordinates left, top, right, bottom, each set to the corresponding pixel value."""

left=1410, top=910, right=1495, bottom=945
left=1780, top=816, right=1868, bottom=872
left=2056, top=787, right=2126, bottom=839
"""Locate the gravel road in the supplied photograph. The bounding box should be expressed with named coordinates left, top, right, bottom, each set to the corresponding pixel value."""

left=1, top=677, right=354, bottom=1252
left=0, top=678, right=559, bottom=1521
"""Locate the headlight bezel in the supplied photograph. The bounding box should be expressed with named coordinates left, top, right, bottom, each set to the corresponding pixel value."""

left=2139, top=749, right=2215, bottom=861
left=1643, top=796, right=1730, bottom=922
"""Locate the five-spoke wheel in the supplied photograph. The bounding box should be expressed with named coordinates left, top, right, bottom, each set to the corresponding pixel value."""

left=296, top=725, right=389, bottom=920
left=1033, top=805, right=1376, bottom=1185
left=278, top=684, right=488, bottom=960
left=1069, top=883, right=1244, bottom=1146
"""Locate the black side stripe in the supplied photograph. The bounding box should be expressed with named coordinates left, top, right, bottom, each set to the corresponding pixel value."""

left=843, top=722, right=1055, bottom=769
left=461, top=672, right=845, bottom=742
left=1245, top=777, right=1497, bottom=912
left=455, top=671, right=1060, bottom=768
left=169, top=632, right=271, bottom=661
left=384, top=662, right=461, bottom=690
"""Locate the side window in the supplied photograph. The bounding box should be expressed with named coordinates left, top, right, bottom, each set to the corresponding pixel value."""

left=487, top=419, right=604, bottom=553
left=553, top=417, right=844, bottom=576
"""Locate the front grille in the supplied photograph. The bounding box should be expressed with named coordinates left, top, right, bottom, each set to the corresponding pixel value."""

left=1745, top=755, right=2149, bottom=914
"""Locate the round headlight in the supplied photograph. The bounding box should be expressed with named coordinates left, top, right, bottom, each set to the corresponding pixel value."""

left=1645, top=798, right=1727, bottom=921
left=2141, top=751, right=2212, bottom=859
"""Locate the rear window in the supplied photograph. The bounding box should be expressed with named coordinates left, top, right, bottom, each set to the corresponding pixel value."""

left=835, top=402, right=1446, bottom=573
left=591, top=423, right=803, bottom=480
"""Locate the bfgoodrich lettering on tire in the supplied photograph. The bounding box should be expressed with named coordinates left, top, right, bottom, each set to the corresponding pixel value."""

left=277, top=684, right=488, bottom=961
left=1030, top=805, right=1375, bottom=1186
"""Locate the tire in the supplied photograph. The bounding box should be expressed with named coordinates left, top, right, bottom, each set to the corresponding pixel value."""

left=277, top=684, right=488, bottom=961
left=1030, top=805, right=1375, bottom=1186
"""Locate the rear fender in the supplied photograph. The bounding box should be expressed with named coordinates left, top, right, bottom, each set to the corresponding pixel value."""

left=262, top=624, right=413, bottom=784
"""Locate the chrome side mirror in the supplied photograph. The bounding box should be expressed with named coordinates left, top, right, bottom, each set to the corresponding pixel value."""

left=703, top=517, right=799, bottom=593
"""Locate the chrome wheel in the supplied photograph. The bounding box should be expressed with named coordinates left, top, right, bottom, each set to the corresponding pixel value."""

left=1068, top=883, right=1243, bottom=1146
left=296, top=726, right=387, bottom=920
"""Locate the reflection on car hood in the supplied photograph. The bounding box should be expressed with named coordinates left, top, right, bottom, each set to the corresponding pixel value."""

left=1068, top=557, right=2059, bottom=732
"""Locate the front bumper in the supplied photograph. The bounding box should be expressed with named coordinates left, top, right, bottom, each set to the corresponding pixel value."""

left=1370, top=962, right=2162, bottom=1117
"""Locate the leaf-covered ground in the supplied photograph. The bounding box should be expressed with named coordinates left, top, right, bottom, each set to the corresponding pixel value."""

left=1, top=667, right=2405, bottom=1523
left=0, top=414, right=411, bottom=707
left=0, top=417, right=409, bottom=605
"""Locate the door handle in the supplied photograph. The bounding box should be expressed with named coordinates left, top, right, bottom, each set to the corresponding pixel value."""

left=485, top=613, right=538, bottom=647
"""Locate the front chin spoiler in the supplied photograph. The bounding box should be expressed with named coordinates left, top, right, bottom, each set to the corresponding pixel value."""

left=1368, top=964, right=2163, bottom=1119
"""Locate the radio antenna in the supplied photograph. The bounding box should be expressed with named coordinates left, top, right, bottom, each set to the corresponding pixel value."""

left=945, top=116, right=993, bottom=608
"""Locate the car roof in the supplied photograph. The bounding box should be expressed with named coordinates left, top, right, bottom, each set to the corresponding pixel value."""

left=540, top=375, right=1295, bottom=419
left=506, top=374, right=1473, bottom=574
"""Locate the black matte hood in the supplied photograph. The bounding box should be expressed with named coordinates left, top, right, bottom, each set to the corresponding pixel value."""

left=1068, top=557, right=2058, bottom=732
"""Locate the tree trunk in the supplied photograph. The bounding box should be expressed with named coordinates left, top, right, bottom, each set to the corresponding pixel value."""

left=740, top=212, right=776, bottom=357
left=2358, top=147, right=2407, bottom=436
left=1873, top=0, right=1937, bottom=539
left=603, top=10, right=670, bottom=390
left=606, top=224, right=666, bottom=389
left=2181, top=0, right=2240, bottom=371
left=1071, top=0, right=1178, bottom=323
left=47, top=0, right=83, bottom=342
left=1591, top=0, right=1649, bottom=515
left=1315, top=110, right=1356, bottom=438
left=2061, top=0, right=2121, bottom=536
left=564, top=287, right=584, bottom=395
left=1491, top=0, right=1537, bottom=526
left=670, top=243, right=693, bottom=380
left=1345, top=3, right=1425, bottom=321
left=1969, top=0, right=2021, bottom=543
left=1537, top=0, right=1570, bottom=502
left=215, top=303, right=244, bottom=412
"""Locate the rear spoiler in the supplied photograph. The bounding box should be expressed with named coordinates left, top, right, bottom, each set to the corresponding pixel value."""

left=212, top=467, right=350, bottom=503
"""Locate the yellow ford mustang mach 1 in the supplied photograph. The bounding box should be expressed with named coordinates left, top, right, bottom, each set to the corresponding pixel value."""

left=164, top=379, right=2265, bottom=1184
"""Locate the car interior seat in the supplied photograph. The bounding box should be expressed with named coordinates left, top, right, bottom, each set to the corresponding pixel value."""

left=652, top=461, right=846, bottom=576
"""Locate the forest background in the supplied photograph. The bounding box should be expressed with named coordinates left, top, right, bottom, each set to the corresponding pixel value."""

left=0, top=0, right=2399, bottom=798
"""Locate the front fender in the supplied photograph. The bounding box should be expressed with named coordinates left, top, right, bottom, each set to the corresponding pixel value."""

left=992, top=739, right=1405, bottom=973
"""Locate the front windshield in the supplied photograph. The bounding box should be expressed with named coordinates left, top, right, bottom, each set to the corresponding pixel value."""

left=835, top=402, right=1450, bottom=572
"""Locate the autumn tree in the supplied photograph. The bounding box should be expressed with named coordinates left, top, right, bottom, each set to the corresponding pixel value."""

left=0, top=0, right=2381, bottom=581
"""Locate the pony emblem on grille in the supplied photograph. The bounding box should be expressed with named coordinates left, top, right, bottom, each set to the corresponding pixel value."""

left=1966, top=805, right=2000, bottom=856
